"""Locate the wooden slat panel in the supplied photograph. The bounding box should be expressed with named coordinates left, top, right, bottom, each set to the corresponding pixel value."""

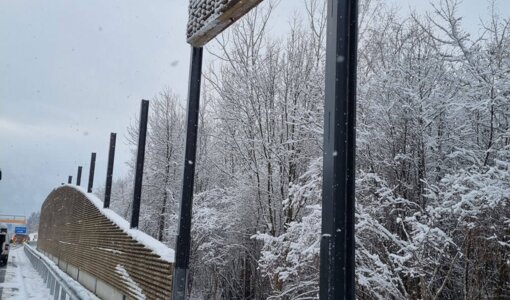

left=38, top=186, right=173, bottom=299
left=186, top=0, right=263, bottom=46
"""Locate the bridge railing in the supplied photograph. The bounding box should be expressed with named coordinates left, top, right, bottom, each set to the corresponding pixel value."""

left=24, top=244, right=86, bottom=300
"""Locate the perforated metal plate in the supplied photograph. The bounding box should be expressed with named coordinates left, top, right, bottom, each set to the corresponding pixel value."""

left=187, top=0, right=263, bottom=46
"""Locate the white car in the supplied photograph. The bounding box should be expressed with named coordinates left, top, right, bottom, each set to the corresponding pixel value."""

left=0, top=223, right=9, bottom=266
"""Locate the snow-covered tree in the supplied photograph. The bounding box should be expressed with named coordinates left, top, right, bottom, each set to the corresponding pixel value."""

left=108, top=0, right=510, bottom=298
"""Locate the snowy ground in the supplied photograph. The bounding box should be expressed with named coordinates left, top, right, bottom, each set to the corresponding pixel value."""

left=0, top=245, right=53, bottom=300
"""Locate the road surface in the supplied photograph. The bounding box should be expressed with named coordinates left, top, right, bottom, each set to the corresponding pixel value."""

left=0, top=245, right=52, bottom=299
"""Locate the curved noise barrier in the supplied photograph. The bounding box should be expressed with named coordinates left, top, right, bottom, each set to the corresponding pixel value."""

left=38, top=186, right=174, bottom=299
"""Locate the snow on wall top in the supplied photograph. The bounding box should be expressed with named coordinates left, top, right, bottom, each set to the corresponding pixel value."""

left=71, top=185, right=175, bottom=263
left=187, top=0, right=263, bottom=46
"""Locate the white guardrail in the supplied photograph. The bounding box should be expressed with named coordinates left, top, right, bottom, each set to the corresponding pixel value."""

left=24, top=244, right=81, bottom=300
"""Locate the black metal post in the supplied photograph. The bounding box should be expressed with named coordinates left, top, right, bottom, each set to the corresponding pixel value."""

left=76, top=166, right=82, bottom=186
left=320, top=0, right=358, bottom=299
left=104, top=132, right=117, bottom=209
left=172, top=46, right=203, bottom=300
left=67, top=176, right=72, bottom=184
left=130, top=100, right=149, bottom=229
left=87, top=153, right=96, bottom=193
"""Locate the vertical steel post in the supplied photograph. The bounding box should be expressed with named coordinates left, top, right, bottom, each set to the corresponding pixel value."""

left=130, top=100, right=149, bottom=229
left=172, top=46, right=203, bottom=300
left=320, top=0, right=358, bottom=299
left=104, top=132, right=117, bottom=208
left=67, top=176, right=72, bottom=184
left=87, top=153, right=96, bottom=193
left=76, top=166, right=82, bottom=186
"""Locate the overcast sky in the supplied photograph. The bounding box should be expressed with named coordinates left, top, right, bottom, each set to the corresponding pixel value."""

left=1, top=0, right=508, bottom=217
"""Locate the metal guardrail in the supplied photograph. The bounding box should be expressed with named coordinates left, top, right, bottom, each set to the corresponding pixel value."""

left=24, top=244, right=81, bottom=300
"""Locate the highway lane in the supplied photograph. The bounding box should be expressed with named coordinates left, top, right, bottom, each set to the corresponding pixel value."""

left=0, top=245, right=52, bottom=300
left=0, top=245, right=23, bottom=299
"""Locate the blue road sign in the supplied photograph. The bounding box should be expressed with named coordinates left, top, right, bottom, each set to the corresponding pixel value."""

left=15, top=227, right=27, bottom=234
